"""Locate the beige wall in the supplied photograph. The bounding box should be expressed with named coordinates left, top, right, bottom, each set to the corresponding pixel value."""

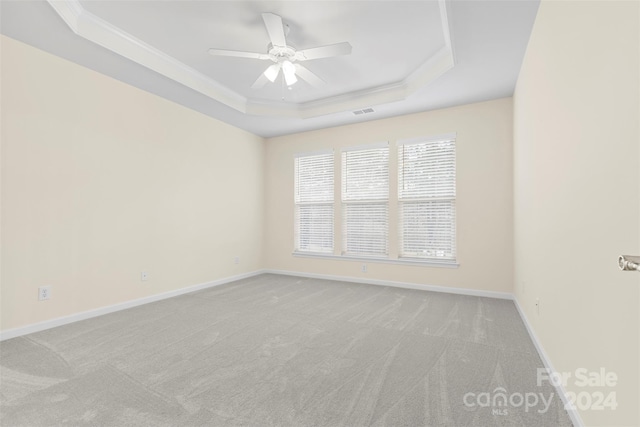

left=264, top=98, right=514, bottom=293
left=513, top=1, right=639, bottom=426
left=0, top=36, right=264, bottom=332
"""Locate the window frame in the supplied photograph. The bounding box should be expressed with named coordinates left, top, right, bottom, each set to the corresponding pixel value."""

left=341, top=142, right=390, bottom=258
left=397, top=133, right=457, bottom=263
left=293, top=150, right=335, bottom=255
left=291, top=135, right=458, bottom=269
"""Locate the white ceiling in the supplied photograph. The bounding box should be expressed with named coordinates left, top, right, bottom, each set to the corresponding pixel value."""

left=0, top=0, right=540, bottom=138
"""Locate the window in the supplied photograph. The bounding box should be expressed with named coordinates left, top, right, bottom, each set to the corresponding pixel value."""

left=294, top=135, right=456, bottom=266
left=398, top=135, right=456, bottom=261
left=294, top=151, right=334, bottom=254
left=341, top=144, right=389, bottom=256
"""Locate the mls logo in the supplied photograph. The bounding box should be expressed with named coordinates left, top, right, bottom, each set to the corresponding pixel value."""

left=492, top=408, right=509, bottom=416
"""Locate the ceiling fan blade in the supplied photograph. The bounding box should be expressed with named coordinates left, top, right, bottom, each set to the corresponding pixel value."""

left=294, top=42, right=352, bottom=61
left=208, top=48, right=270, bottom=60
left=262, top=13, right=287, bottom=47
left=251, top=73, right=270, bottom=90
left=294, top=64, right=325, bottom=87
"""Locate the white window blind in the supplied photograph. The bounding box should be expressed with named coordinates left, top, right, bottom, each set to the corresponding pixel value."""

left=342, top=144, right=389, bottom=256
left=294, top=152, right=334, bottom=253
left=398, top=136, right=456, bottom=261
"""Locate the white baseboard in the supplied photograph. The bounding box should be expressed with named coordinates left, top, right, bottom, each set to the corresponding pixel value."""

left=0, top=269, right=266, bottom=342
left=513, top=298, right=584, bottom=427
left=0, top=269, right=508, bottom=341
left=2, top=267, right=581, bottom=427
left=264, top=268, right=514, bottom=300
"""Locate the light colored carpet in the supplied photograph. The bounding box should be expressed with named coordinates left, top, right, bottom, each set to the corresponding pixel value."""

left=0, top=274, right=573, bottom=426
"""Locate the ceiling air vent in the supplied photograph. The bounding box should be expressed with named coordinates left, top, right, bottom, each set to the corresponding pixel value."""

left=352, top=108, right=375, bottom=115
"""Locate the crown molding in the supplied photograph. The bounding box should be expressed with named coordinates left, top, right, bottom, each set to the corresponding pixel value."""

left=246, top=81, right=409, bottom=118
left=47, top=0, right=455, bottom=119
left=47, top=0, right=247, bottom=112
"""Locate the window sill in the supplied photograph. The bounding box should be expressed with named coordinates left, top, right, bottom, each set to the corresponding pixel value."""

left=291, top=252, right=459, bottom=269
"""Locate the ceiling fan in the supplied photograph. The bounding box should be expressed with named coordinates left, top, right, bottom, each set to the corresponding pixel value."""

left=208, top=13, right=352, bottom=90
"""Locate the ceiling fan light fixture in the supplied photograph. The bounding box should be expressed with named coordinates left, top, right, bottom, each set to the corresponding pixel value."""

left=282, top=60, right=297, bottom=86
left=264, top=64, right=280, bottom=82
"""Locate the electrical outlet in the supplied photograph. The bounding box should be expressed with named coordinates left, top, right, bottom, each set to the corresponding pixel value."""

left=38, top=286, right=51, bottom=301
left=361, top=264, right=367, bottom=273
left=141, top=271, right=149, bottom=281
left=535, top=298, right=540, bottom=315
left=234, top=257, right=239, bottom=265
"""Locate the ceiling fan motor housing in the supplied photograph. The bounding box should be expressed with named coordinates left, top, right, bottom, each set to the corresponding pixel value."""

left=267, top=43, right=297, bottom=63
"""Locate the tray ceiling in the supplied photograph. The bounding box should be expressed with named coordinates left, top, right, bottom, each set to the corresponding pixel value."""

left=0, top=0, right=540, bottom=137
